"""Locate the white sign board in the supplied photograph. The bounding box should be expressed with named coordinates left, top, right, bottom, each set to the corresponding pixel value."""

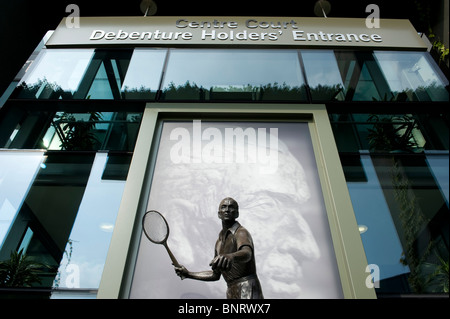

left=46, top=16, right=427, bottom=50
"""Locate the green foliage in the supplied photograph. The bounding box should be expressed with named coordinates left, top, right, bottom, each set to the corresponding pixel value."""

left=54, top=112, right=103, bottom=150
left=163, top=81, right=205, bottom=99
left=435, top=256, right=449, bottom=293
left=16, top=78, right=73, bottom=99
left=429, top=32, right=449, bottom=65
left=309, top=84, right=344, bottom=101
left=0, top=249, right=46, bottom=288
left=367, top=115, right=418, bottom=153
left=121, top=85, right=155, bottom=99
left=424, top=255, right=449, bottom=293
left=162, top=80, right=307, bottom=101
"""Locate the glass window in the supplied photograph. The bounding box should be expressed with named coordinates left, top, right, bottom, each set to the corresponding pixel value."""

left=0, top=105, right=142, bottom=151
left=0, top=150, right=134, bottom=298
left=0, top=151, right=45, bottom=247
left=374, top=51, right=449, bottom=102
left=0, top=101, right=142, bottom=298
left=334, top=51, right=391, bottom=101
left=121, top=48, right=167, bottom=99
left=301, top=50, right=345, bottom=101
left=51, top=152, right=126, bottom=295
left=161, top=49, right=308, bottom=101
left=14, top=49, right=143, bottom=100
left=48, top=111, right=142, bottom=151
left=14, top=48, right=167, bottom=101
left=71, top=50, right=133, bottom=99
left=0, top=153, right=96, bottom=292
left=15, top=49, right=95, bottom=99
left=330, top=113, right=449, bottom=296
left=13, top=48, right=448, bottom=103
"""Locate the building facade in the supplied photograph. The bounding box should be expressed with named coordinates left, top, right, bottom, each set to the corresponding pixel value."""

left=0, top=16, right=448, bottom=299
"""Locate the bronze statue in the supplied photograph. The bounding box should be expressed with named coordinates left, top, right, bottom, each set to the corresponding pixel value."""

left=174, top=197, right=263, bottom=299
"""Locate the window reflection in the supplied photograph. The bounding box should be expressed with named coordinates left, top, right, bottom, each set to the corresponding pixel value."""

left=425, top=152, right=449, bottom=206
left=0, top=151, right=132, bottom=298
left=334, top=51, right=389, bottom=101
left=121, top=48, right=167, bottom=99
left=301, top=50, right=345, bottom=101
left=330, top=113, right=447, bottom=153
left=161, top=49, right=308, bottom=101
left=12, top=48, right=448, bottom=103
left=0, top=151, right=45, bottom=247
left=0, top=102, right=141, bottom=297
left=347, top=153, right=411, bottom=288
left=15, top=49, right=95, bottom=99
left=72, top=50, right=133, bottom=99
left=15, top=49, right=142, bottom=100
left=0, top=106, right=142, bottom=151
left=48, top=111, right=142, bottom=151
left=0, top=153, right=95, bottom=292
left=330, top=113, right=449, bottom=295
left=374, top=51, right=449, bottom=102
left=52, top=152, right=126, bottom=293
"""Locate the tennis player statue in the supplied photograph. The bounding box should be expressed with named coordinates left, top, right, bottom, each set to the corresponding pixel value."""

left=174, top=197, right=264, bottom=299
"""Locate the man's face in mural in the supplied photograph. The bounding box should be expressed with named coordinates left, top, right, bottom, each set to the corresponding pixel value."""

left=131, top=122, right=342, bottom=299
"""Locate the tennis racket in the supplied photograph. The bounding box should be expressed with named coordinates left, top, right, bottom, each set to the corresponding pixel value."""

left=142, top=210, right=181, bottom=268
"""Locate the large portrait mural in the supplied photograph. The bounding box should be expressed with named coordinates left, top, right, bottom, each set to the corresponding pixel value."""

left=130, top=121, right=343, bottom=298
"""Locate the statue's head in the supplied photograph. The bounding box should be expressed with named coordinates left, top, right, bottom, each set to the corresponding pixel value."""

left=218, top=197, right=239, bottom=222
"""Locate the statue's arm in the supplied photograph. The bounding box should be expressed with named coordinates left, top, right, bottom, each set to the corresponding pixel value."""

left=175, top=265, right=221, bottom=281
left=230, top=245, right=252, bottom=263
left=210, top=246, right=252, bottom=271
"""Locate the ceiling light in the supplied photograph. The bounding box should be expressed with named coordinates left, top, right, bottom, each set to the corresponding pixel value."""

left=140, top=0, right=158, bottom=16
left=358, top=225, right=368, bottom=234
left=314, top=0, right=331, bottom=17
left=100, top=223, right=114, bottom=232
